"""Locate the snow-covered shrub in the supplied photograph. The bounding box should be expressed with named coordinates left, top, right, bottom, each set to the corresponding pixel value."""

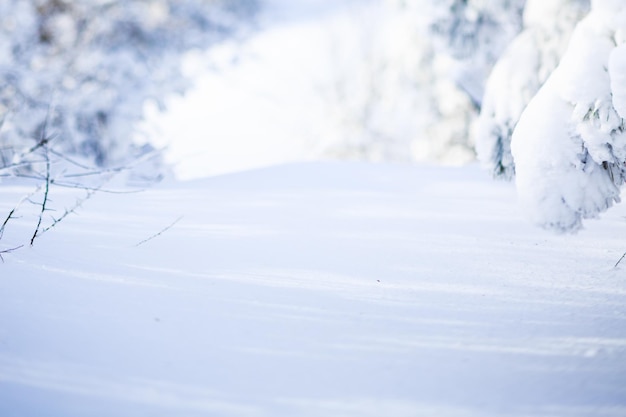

left=511, top=0, right=626, bottom=231
left=475, top=0, right=589, bottom=179
left=0, top=0, right=256, bottom=175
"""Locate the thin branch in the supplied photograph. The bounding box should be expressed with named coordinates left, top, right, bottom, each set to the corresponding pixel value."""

left=61, top=169, right=126, bottom=179
left=0, top=159, right=49, bottom=174
left=0, top=97, right=162, bottom=250
left=47, top=179, right=146, bottom=194
left=614, top=251, right=626, bottom=269
left=0, top=245, right=24, bottom=263
left=48, top=148, right=127, bottom=176
left=9, top=173, right=144, bottom=194
left=48, top=148, right=98, bottom=170
left=0, top=207, right=18, bottom=241
left=0, top=182, right=45, bottom=240
left=41, top=187, right=99, bottom=235
left=30, top=146, right=51, bottom=246
left=25, top=103, right=57, bottom=155
left=135, top=216, right=183, bottom=247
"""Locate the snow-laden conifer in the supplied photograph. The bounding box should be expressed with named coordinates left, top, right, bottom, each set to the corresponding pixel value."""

left=511, top=0, right=626, bottom=231
left=475, top=0, right=589, bottom=180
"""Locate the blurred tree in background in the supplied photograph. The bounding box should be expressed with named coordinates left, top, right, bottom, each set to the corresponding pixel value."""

left=0, top=0, right=257, bottom=177
left=318, top=0, right=526, bottom=165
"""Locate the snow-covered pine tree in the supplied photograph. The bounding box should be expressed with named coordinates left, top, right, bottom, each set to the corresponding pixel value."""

left=510, top=0, right=626, bottom=231
left=475, top=0, right=589, bottom=180
left=0, top=0, right=256, bottom=175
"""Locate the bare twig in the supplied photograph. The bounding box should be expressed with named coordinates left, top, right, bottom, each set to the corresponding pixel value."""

left=30, top=146, right=51, bottom=246
left=0, top=207, right=18, bottom=241
left=47, top=179, right=145, bottom=194
left=135, top=216, right=183, bottom=247
left=0, top=159, right=49, bottom=174
left=48, top=148, right=128, bottom=175
left=0, top=182, right=46, bottom=240
left=41, top=187, right=99, bottom=235
left=615, top=251, right=626, bottom=269
left=25, top=103, right=57, bottom=155
left=0, top=100, right=162, bottom=252
left=0, top=245, right=24, bottom=263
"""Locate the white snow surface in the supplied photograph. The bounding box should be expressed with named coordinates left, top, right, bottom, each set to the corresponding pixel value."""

left=1, top=162, right=626, bottom=417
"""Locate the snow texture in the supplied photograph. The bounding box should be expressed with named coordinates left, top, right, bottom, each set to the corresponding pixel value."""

left=511, top=1, right=626, bottom=232
left=1, top=162, right=626, bottom=417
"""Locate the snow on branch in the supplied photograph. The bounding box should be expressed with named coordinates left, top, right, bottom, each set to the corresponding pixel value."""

left=510, top=1, right=626, bottom=232
left=475, top=0, right=590, bottom=180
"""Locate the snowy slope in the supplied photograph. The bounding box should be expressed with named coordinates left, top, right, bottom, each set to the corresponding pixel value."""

left=1, top=162, right=625, bottom=417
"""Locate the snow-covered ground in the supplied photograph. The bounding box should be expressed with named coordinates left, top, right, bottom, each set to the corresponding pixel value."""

left=2, top=1, right=626, bottom=415
left=1, top=162, right=626, bottom=416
